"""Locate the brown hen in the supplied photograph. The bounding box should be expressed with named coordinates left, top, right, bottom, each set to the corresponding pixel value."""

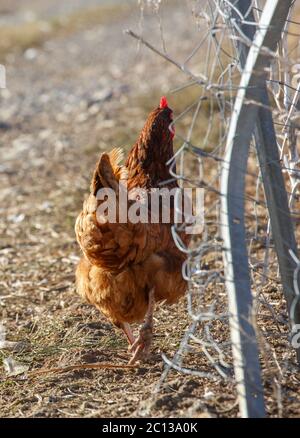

left=75, top=97, right=190, bottom=363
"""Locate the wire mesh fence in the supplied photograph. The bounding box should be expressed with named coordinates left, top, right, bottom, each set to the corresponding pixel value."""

left=128, top=0, right=300, bottom=417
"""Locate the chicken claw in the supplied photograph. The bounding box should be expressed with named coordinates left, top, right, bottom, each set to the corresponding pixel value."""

left=128, top=288, right=155, bottom=364
left=128, top=322, right=153, bottom=364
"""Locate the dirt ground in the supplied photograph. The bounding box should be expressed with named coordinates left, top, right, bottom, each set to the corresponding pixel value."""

left=0, top=0, right=299, bottom=418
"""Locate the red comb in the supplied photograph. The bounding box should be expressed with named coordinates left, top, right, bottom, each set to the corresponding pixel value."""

left=160, top=96, right=168, bottom=109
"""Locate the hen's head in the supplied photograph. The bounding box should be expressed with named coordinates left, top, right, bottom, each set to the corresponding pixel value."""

left=159, top=96, right=175, bottom=139
left=126, top=96, right=177, bottom=181
left=140, top=96, right=175, bottom=147
left=158, top=96, right=175, bottom=139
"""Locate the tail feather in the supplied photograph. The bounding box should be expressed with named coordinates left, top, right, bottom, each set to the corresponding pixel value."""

left=76, top=147, right=130, bottom=270
left=108, top=147, right=125, bottom=174
left=90, top=147, right=127, bottom=195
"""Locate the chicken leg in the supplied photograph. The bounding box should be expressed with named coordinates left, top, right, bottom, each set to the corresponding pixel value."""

left=128, top=288, right=155, bottom=364
left=121, top=322, right=135, bottom=346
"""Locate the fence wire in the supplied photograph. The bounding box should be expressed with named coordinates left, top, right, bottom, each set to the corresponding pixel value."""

left=129, top=0, right=300, bottom=417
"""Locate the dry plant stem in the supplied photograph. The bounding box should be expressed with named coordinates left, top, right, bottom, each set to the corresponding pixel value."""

left=125, top=29, right=208, bottom=87
left=26, top=362, right=138, bottom=378
left=128, top=288, right=155, bottom=364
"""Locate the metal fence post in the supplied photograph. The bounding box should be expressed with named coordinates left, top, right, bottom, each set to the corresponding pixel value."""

left=221, top=0, right=294, bottom=417
left=232, top=0, right=300, bottom=363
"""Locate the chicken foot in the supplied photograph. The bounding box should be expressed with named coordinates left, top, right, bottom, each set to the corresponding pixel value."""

left=128, top=288, right=155, bottom=364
